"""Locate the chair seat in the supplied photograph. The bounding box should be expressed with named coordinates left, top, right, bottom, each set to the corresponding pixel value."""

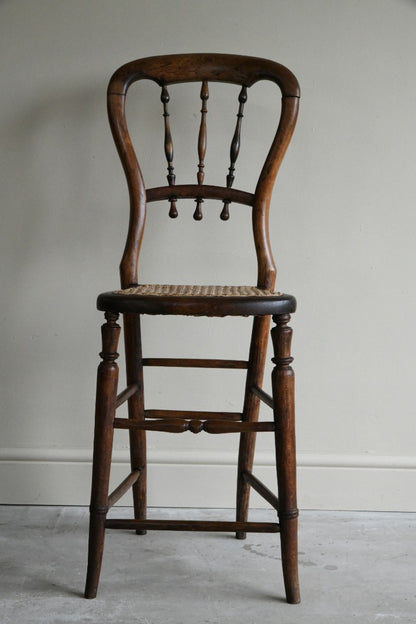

left=97, top=284, right=296, bottom=317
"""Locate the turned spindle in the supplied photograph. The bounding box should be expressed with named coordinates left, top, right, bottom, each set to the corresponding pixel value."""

left=221, top=85, right=248, bottom=220
left=194, top=80, right=209, bottom=221
left=161, top=85, right=178, bottom=218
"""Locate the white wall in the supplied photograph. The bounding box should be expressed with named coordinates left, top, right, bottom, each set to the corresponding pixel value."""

left=1, top=0, right=415, bottom=511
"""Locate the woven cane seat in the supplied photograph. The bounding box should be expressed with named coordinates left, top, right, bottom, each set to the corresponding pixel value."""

left=97, top=284, right=296, bottom=317
left=116, top=284, right=279, bottom=297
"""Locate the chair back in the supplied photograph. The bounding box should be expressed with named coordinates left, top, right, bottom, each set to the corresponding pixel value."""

left=107, top=54, right=300, bottom=289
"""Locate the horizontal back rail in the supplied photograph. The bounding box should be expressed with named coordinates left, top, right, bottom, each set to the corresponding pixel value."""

left=146, top=185, right=254, bottom=206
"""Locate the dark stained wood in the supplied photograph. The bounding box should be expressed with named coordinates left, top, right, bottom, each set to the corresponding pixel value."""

left=242, top=470, right=279, bottom=510
left=114, top=417, right=188, bottom=433
left=193, top=203, right=203, bottom=220
left=123, top=313, right=147, bottom=534
left=142, top=357, right=248, bottom=369
left=250, top=384, right=274, bottom=409
left=161, top=85, right=178, bottom=218
left=253, top=94, right=299, bottom=290
left=144, top=409, right=242, bottom=420
left=107, top=469, right=141, bottom=508
left=115, top=383, right=138, bottom=408
left=236, top=315, right=270, bottom=539
left=146, top=184, right=254, bottom=206
left=194, top=80, right=209, bottom=220
left=85, top=312, right=121, bottom=599
left=105, top=519, right=280, bottom=533
left=107, top=54, right=299, bottom=290
left=203, top=420, right=275, bottom=434
left=221, top=85, right=247, bottom=220
left=97, top=290, right=296, bottom=317
left=108, top=53, right=300, bottom=97
left=113, top=416, right=274, bottom=434
left=271, top=314, right=300, bottom=604
left=87, top=54, right=300, bottom=603
left=107, top=93, right=146, bottom=290
left=197, top=81, right=209, bottom=185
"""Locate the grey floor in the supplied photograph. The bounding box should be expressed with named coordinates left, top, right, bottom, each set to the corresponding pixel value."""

left=0, top=506, right=415, bottom=624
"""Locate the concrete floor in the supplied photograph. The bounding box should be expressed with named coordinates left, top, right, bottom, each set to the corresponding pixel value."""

left=0, top=506, right=414, bottom=623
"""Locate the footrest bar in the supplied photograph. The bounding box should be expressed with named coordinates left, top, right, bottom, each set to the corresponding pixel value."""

left=107, top=470, right=141, bottom=508
left=243, top=470, right=279, bottom=511
left=116, top=384, right=139, bottom=408
left=250, top=385, right=274, bottom=409
left=104, top=519, right=280, bottom=533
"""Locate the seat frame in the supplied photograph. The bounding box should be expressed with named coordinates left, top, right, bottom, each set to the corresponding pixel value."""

left=84, top=53, right=301, bottom=604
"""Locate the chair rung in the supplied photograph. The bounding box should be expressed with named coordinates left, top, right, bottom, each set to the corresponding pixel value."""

left=144, top=409, right=242, bottom=421
left=113, top=417, right=275, bottom=434
left=108, top=470, right=141, bottom=508
left=105, top=519, right=280, bottom=533
left=142, top=358, right=248, bottom=369
left=203, top=420, right=275, bottom=434
left=116, top=384, right=139, bottom=408
left=251, top=385, right=274, bottom=409
left=114, top=418, right=188, bottom=433
left=243, top=471, right=279, bottom=510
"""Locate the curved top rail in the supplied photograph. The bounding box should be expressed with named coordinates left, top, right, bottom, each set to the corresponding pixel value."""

left=108, top=53, right=300, bottom=98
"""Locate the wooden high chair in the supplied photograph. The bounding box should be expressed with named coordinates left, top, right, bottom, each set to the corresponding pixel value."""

left=85, top=53, right=300, bottom=603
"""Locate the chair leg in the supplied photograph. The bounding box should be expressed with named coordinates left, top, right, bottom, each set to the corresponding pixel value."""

left=271, top=313, right=300, bottom=604
left=85, top=312, right=121, bottom=599
left=123, top=313, right=147, bottom=534
left=236, top=316, right=271, bottom=539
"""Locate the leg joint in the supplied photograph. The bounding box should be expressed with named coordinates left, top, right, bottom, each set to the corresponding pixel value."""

left=278, top=508, right=299, bottom=520
left=89, top=505, right=109, bottom=515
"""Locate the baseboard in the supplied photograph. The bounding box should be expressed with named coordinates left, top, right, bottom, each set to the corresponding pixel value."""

left=1, top=448, right=415, bottom=511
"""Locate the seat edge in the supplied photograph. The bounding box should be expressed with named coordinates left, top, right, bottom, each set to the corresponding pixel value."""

left=96, top=291, right=297, bottom=317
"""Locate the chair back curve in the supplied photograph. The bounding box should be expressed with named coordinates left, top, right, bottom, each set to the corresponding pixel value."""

left=107, top=53, right=300, bottom=290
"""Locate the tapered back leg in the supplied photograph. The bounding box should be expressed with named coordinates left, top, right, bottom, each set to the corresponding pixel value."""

left=123, top=313, right=147, bottom=534
left=236, top=315, right=271, bottom=538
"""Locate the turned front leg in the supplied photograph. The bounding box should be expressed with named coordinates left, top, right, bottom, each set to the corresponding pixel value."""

left=271, top=313, right=300, bottom=604
left=85, top=311, right=121, bottom=599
